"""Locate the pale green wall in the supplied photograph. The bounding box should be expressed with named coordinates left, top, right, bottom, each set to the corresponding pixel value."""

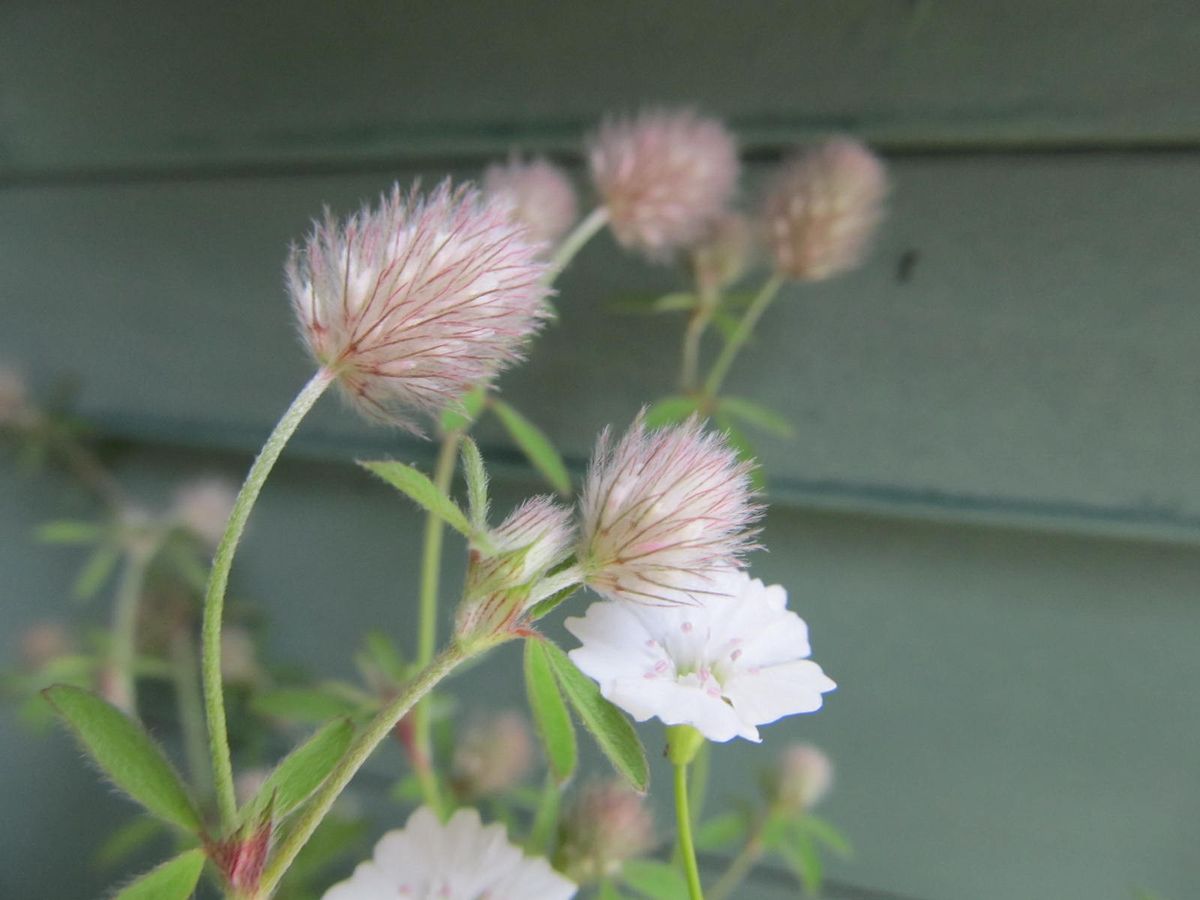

left=2, top=2, right=1198, bottom=898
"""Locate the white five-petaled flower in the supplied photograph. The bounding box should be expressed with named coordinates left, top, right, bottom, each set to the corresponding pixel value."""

left=578, top=414, right=761, bottom=605
left=322, top=806, right=576, bottom=900
left=762, top=136, right=888, bottom=282
left=483, top=156, right=579, bottom=247
left=588, top=109, right=739, bottom=260
left=565, top=569, right=835, bottom=742
left=288, top=180, right=553, bottom=432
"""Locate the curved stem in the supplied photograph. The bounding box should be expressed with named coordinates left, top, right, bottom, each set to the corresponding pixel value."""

left=708, top=834, right=764, bottom=900
left=410, top=429, right=462, bottom=816
left=202, top=368, right=334, bottom=828
left=674, top=761, right=705, bottom=900
left=255, top=643, right=468, bottom=897
left=702, top=274, right=784, bottom=399
left=109, top=547, right=151, bottom=716
left=546, top=207, right=609, bottom=283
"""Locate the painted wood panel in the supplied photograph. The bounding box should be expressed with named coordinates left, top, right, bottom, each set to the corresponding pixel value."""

left=2, top=154, right=1198, bottom=540
left=2, top=1, right=1199, bottom=179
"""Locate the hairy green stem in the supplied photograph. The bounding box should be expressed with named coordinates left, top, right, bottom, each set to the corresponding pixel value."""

left=702, top=274, right=784, bottom=398
left=109, top=547, right=151, bottom=716
left=202, top=368, right=334, bottom=828
left=255, top=643, right=468, bottom=897
left=546, top=207, right=609, bottom=283
left=411, top=429, right=462, bottom=816
left=674, top=761, right=705, bottom=900
left=680, top=283, right=721, bottom=393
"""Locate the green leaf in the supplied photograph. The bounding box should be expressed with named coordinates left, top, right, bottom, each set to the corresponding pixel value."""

left=606, top=292, right=700, bottom=315
left=360, top=460, right=474, bottom=538
left=644, top=396, right=700, bottom=429
left=693, top=811, right=747, bottom=851
left=714, top=414, right=764, bottom=492
left=491, top=400, right=571, bottom=495
left=440, top=384, right=489, bottom=433
left=244, top=718, right=354, bottom=822
left=621, top=859, right=689, bottom=899
left=252, top=687, right=362, bottom=723
left=777, top=831, right=822, bottom=895
left=801, top=815, right=852, bottom=857
left=94, top=816, right=166, bottom=870
left=360, top=631, right=406, bottom=683
left=459, top=436, right=490, bottom=529
left=718, top=397, right=794, bottom=438
left=538, top=640, right=648, bottom=792
left=44, top=684, right=201, bottom=831
left=597, top=880, right=625, bottom=900
left=36, top=519, right=105, bottom=544
left=72, top=544, right=120, bottom=601
left=112, top=848, right=206, bottom=900
left=523, top=640, right=577, bottom=783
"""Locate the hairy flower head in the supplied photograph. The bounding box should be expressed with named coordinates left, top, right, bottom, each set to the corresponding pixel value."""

left=559, top=781, right=655, bottom=883
left=692, top=211, right=754, bottom=294
left=588, top=109, right=739, bottom=259
left=452, top=711, right=534, bottom=799
left=763, top=136, right=888, bottom=281
left=566, top=570, right=836, bottom=742
left=287, top=180, right=553, bottom=431
left=578, top=414, right=761, bottom=605
left=484, top=156, right=578, bottom=246
left=322, top=806, right=576, bottom=900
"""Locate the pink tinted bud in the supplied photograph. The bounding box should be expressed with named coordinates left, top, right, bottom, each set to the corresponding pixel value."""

left=20, top=621, right=74, bottom=671
left=451, top=711, right=534, bottom=798
left=288, top=180, right=554, bottom=432
left=579, top=414, right=761, bottom=605
left=560, top=781, right=655, bottom=882
left=771, top=742, right=834, bottom=812
left=763, top=136, right=888, bottom=281
left=588, top=110, right=739, bottom=260
left=692, top=211, right=754, bottom=294
left=172, top=477, right=237, bottom=548
left=0, top=366, right=29, bottom=427
left=484, top=156, right=579, bottom=246
left=210, top=818, right=272, bottom=894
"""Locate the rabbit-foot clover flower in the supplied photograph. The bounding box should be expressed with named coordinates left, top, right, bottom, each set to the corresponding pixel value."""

left=692, top=211, right=754, bottom=295
left=287, top=180, right=554, bottom=431
left=565, top=570, right=835, bottom=742
left=763, top=136, right=888, bottom=281
left=588, top=109, right=739, bottom=260
left=578, top=414, right=761, bottom=605
left=559, top=780, right=655, bottom=883
left=483, top=155, right=579, bottom=246
left=456, top=496, right=577, bottom=642
left=451, top=711, right=534, bottom=799
left=322, top=806, right=576, bottom=900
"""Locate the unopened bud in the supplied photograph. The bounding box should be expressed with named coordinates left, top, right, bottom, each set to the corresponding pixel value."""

left=768, top=742, right=833, bottom=812
left=451, top=711, right=534, bottom=798
left=560, top=781, right=655, bottom=883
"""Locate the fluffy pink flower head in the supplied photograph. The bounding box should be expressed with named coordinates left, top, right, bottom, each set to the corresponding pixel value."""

left=483, top=155, right=578, bottom=246
left=452, top=711, right=534, bottom=798
left=692, top=211, right=754, bottom=294
left=588, top=109, right=739, bottom=260
left=763, top=136, right=888, bottom=281
left=287, top=180, right=553, bottom=431
left=560, top=781, right=655, bottom=882
left=578, top=413, right=761, bottom=605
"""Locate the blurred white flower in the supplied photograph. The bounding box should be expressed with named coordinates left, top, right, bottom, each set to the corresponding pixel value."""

left=566, top=570, right=835, bottom=742
left=588, top=109, right=738, bottom=259
left=322, top=806, right=575, bottom=900
left=763, top=136, right=887, bottom=281
left=484, top=156, right=578, bottom=246
left=578, top=414, right=760, bottom=605
left=172, top=476, right=237, bottom=548
left=288, top=180, right=553, bottom=431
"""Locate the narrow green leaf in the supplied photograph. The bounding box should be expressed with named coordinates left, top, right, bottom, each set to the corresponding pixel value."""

left=252, top=687, right=362, bottom=723
left=44, top=684, right=201, bottom=831
left=718, top=397, right=794, bottom=438
left=491, top=400, right=571, bottom=495
left=621, top=859, right=689, bottom=899
left=693, top=811, right=747, bottom=851
left=360, top=460, right=474, bottom=538
left=711, top=310, right=741, bottom=342
left=597, top=880, right=626, bottom=900
left=360, top=631, right=406, bottom=683
left=523, top=640, right=577, bottom=783
left=459, top=436, right=490, bottom=529
left=245, top=718, right=354, bottom=822
left=440, top=383, right=489, bottom=433
left=800, top=815, right=852, bottom=857
left=606, top=292, right=700, bottom=315
left=644, top=396, right=700, bottom=429
left=539, top=641, right=648, bottom=792
left=714, top=414, right=764, bottom=492
left=36, top=519, right=104, bottom=544
left=112, top=848, right=206, bottom=900
left=73, top=544, right=120, bottom=601
left=94, top=816, right=166, bottom=870
left=777, top=831, right=822, bottom=895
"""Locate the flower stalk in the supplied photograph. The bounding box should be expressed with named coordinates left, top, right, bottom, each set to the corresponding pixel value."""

left=703, top=274, right=784, bottom=399
left=669, top=726, right=707, bottom=900
left=108, top=544, right=152, bottom=715
left=547, top=206, right=609, bottom=282
left=203, top=367, right=334, bottom=828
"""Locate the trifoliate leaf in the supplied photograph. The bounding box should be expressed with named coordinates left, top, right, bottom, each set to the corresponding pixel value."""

left=243, top=718, right=354, bottom=823
left=360, top=460, right=474, bottom=538
left=644, top=396, right=700, bottom=428
left=491, top=400, right=571, bottom=495
left=718, top=397, right=794, bottom=438
left=523, top=640, right=577, bottom=783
